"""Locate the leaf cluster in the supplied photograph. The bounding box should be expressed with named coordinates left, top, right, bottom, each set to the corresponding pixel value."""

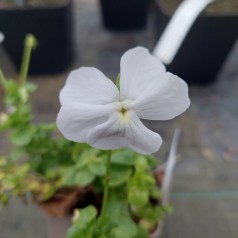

left=0, top=77, right=89, bottom=203
left=0, top=156, right=55, bottom=206
left=66, top=150, right=169, bottom=238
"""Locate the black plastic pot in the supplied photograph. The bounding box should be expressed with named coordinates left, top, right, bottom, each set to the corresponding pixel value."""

left=0, top=0, right=73, bottom=75
left=154, top=3, right=238, bottom=85
left=100, top=0, right=150, bottom=31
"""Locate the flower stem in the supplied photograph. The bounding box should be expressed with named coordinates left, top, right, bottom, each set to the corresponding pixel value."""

left=19, top=34, right=37, bottom=85
left=99, top=150, right=112, bottom=225
left=0, top=69, right=7, bottom=89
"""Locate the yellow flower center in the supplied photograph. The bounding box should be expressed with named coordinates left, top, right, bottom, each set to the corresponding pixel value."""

left=120, top=107, right=127, bottom=114
left=119, top=106, right=130, bottom=123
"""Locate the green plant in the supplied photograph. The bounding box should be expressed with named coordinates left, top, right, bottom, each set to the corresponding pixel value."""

left=0, top=35, right=170, bottom=237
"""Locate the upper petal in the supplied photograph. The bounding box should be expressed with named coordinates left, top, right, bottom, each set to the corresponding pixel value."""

left=120, top=47, right=166, bottom=101
left=60, top=67, right=119, bottom=106
left=132, top=72, right=190, bottom=120
left=86, top=111, right=162, bottom=154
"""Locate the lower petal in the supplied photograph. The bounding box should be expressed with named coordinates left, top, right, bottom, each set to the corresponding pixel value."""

left=86, top=112, right=127, bottom=150
left=124, top=112, right=163, bottom=154
left=86, top=111, right=162, bottom=154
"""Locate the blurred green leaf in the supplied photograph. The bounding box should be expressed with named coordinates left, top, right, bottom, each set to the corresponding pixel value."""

left=9, top=148, right=26, bottom=161
left=114, top=217, right=138, bottom=238
left=18, top=87, right=28, bottom=103
left=88, top=156, right=106, bottom=176
left=109, top=165, right=132, bottom=187
left=111, top=149, right=136, bottom=166
left=73, top=205, right=97, bottom=228
left=128, top=185, right=149, bottom=208
left=67, top=205, right=97, bottom=238
left=72, top=143, right=91, bottom=162
left=105, top=197, right=138, bottom=238
left=10, top=126, right=35, bottom=146
left=75, top=168, right=95, bottom=187
left=24, top=82, right=37, bottom=93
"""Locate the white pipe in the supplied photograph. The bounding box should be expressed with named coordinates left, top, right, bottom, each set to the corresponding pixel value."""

left=0, top=32, right=4, bottom=43
left=153, top=0, right=215, bottom=64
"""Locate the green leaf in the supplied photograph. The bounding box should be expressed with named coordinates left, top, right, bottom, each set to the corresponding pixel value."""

left=135, top=156, right=148, bottom=173
left=72, top=143, right=92, bottom=162
left=134, top=226, right=149, bottom=238
left=67, top=206, right=97, bottom=238
left=114, top=217, right=138, bottom=238
left=128, top=185, right=149, bottom=208
left=75, top=152, right=89, bottom=169
left=88, top=157, right=106, bottom=176
left=18, top=87, right=29, bottom=103
left=9, top=148, right=25, bottom=161
left=106, top=197, right=127, bottom=220
left=75, top=168, right=95, bottom=187
left=0, top=194, right=9, bottom=206
left=10, top=126, right=35, bottom=146
left=0, top=113, right=10, bottom=132
left=24, top=82, right=37, bottom=93
left=73, top=147, right=98, bottom=167
left=106, top=197, right=138, bottom=238
left=73, top=205, right=97, bottom=228
left=134, top=205, right=167, bottom=231
left=111, top=149, right=136, bottom=166
left=61, top=167, right=78, bottom=186
left=109, top=165, right=132, bottom=187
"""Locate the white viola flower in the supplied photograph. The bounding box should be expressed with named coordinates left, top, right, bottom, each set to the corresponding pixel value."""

left=57, top=47, right=190, bottom=154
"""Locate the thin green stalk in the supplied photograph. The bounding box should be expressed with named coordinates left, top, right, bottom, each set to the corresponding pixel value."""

left=116, top=73, right=120, bottom=90
left=19, top=34, right=37, bottom=85
left=0, top=69, right=7, bottom=89
left=99, top=150, right=112, bottom=225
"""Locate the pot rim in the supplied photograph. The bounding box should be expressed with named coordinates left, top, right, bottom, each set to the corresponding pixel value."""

left=155, top=0, right=238, bottom=18
left=150, top=129, right=180, bottom=237
left=0, top=0, right=71, bottom=12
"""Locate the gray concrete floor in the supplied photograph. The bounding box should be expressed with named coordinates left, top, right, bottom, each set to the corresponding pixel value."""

left=0, top=0, right=238, bottom=237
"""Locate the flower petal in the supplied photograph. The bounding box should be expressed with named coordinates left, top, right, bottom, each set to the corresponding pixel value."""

left=60, top=67, right=119, bottom=106
left=132, top=72, right=190, bottom=120
left=56, top=102, right=116, bottom=142
left=86, top=111, right=162, bottom=154
left=85, top=112, right=127, bottom=150
left=125, top=113, right=163, bottom=154
left=120, top=47, right=166, bottom=101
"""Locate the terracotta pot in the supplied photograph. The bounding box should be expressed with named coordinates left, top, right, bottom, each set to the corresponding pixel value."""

left=40, top=186, right=101, bottom=238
